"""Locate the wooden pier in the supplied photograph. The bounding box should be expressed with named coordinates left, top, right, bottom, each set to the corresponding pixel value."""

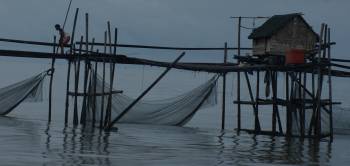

left=0, top=10, right=349, bottom=141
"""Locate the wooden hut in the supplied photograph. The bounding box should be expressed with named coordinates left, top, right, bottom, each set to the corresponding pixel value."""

left=248, top=13, right=319, bottom=56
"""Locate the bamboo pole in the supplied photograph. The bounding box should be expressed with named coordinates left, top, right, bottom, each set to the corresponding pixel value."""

left=106, top=28, right=118, bottom=125
left=256, top=71, right=260, bottom=131
left=308, top=24, right=325, bottom=136
left=48, top=36, right=56, bottom=122
left=286, top=72, right=291, bottom=137
left=88, top=38, right=96, bottom=126
left=63, top=9, right=79, bottom=125
left=236, top=16, right=242, bottom=132
left=106, top=52, right=186, bottom=129
left=275, top=72, right=283, bottom=134
left=301, top=72, right=306, bottom=138
left=244, top=72, right=261, bottom=131
left=73, top=36, right=83, bottom=125
left=315, top=24, right=326, bottom=137
left=0, top=37, right=253, bottom=51
left=221, top=42, right=228, bottom=130
left=64, top=52, right=72, bottom=124
left=327, top=28, right=333, bottom=141
left=104, top=22, right=113, bottom=126
left=100, top=31, right=107, bottom=128
left=298, top=72, right=302, bottom=136
left=92, top=49, right=99, bottom=127
left=237, top=71, right=241, bottom=132
left=80, top=13, right=90, bottom=124
left=272, top=72, right=276, bottom=134
left=290, top=72, right=296, bottom=135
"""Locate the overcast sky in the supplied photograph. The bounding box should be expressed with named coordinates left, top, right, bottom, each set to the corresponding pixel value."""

left=0, top=0, right=349, bottom=59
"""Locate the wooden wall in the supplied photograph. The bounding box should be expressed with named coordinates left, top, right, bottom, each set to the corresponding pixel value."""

left=252, top=17, right=317, bottom=56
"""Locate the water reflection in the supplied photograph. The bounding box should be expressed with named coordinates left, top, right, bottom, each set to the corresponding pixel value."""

left=0, top=117, right=335, bottom=165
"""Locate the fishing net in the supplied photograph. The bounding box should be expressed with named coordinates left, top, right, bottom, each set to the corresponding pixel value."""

left=0, top=72, right=47, bottom=115
left=86, top=72, right=218, bottom=126
left=331, top=106, right=350, bottom=133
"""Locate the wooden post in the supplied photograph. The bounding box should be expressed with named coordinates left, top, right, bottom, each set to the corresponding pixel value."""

left=106, top=52, right=186, bottom=129
left=244, top=72, right=261, bottom=132
left=107, top=28, right=118, bottom=124
left=63, top=8, right=79, bottom=125
left=272, top=71, right=277, bottom=134
left=275, top=72, right=283, bottom=134
left=69, top=8, right=80, bottom=124
left=236, top=16, right=242, bottom=132
left=301, top=72, right=306, bottom=138
left=237, top=71, right=241, bottom=132
left=80, top=13, right=90, bottom=124
left=48, top=36, right=56, bottom=122
left=256, top=70, right=260, bottom=130
left=221, top=42, right=228, bottom=130
left=315, top=24, right=326, bottom=137
left=92, top=49, right=99, bottom=127
left=89, top=38, right=96, bottom=126
left=64, top=55, right=72, bottom=124
left=290, top=72, right=296, bottom=135
left=298, top=72, right=302, bottom=136
left=327, top=28, right=333, bottom=141
left=100, top=31, right=107, bottom=128
left=104, top=22, right=114, bottom=126
left=73, top=36, right=83, bottom=125
left=286, top=72, right=291, bottom=137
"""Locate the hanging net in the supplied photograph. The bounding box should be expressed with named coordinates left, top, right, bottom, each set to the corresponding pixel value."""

left=86, top=72, right=218, bottom=126
left=0, top=71, right=47, bottom=115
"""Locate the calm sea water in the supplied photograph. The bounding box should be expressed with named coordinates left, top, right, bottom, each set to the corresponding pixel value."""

left=1, top=57, right=350, bottom=165
left=1, top=116, right=350, bottom=166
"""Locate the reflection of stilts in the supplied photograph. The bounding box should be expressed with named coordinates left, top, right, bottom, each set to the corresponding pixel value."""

left=214, top=131, right=225, bottom=166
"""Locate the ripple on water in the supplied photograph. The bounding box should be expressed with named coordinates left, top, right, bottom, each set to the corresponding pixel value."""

left=0, top=116, right=346, bottom=165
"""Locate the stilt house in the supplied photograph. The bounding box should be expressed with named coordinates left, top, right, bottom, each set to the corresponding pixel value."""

left=248, top=13, right=319, bottom=56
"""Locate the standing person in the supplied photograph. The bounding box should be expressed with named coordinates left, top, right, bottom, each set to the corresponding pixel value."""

left=55, top=24, right=70, bottom=54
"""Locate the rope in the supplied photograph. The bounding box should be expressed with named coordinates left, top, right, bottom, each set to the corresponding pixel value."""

left=240, top=25, right=255, bottom=30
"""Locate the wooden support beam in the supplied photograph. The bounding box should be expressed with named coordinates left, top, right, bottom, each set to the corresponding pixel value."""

left=271, top=71, right=283, bottom=135
left=106, top=52, right=186, bottom=129
left=92, top=50, right=99, bottom=127
left=286, top=72, right=291, bottom=137
left=63, top=8, right=79, bottom=125
left=100, top=31, right=107, bottom=128
left=104, top=22, right=114, bottom=127
left=327, top=27, right=333, bottom=141
left=64, top=51, right=72, bottom=124
left=73, top=36, right=83, bottom=125
left=0, top=37, right=252, bottom=51
left=221, top=42, right=227, bottom=130
left=244, top=72, right=261, bottom=132
left=301, top=72, right=306, bottom=138
left=48, top=36, right=56, bottom=123
left=236, top=16, right=242, bottom=133
left=256, top=71, right=260, bottom=129
left=237, top=71, right=241, bottom=132
left=315, top=24, right=326, bottom=138
left=80, top=13, right=90, bottom=125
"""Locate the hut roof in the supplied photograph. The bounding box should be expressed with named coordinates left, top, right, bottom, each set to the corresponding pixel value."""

left=248, top=13, right=318, bottom=39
